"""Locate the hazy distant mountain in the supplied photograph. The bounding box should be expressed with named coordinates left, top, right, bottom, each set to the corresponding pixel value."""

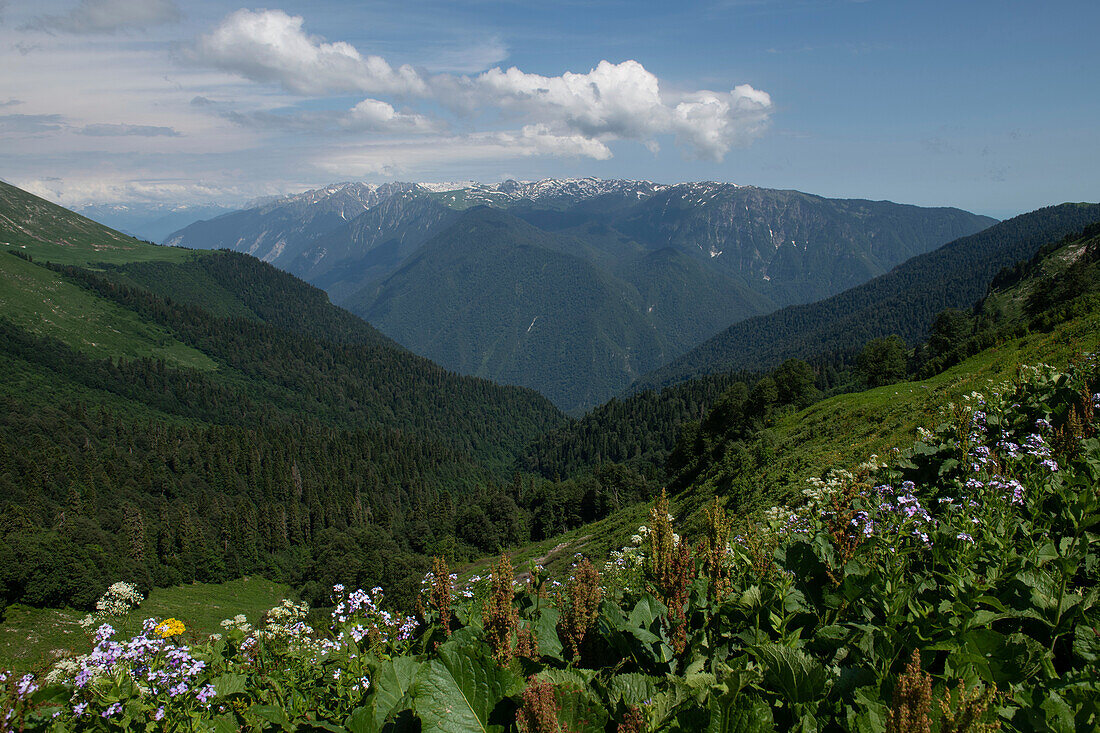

left=165, top=177, right=996, bottom=411
left=76, top=202, right=235, bottom=243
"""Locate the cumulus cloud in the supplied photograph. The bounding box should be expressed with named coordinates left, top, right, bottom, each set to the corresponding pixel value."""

left=29, top=0, right=180, bottom=34
left=460, top=61, right=773, bottom=159
left=192, top=9, right=427, bottom=96
left=189, top=9, right=773, bottom=161
left=344, top=99, right=440, bottom=133
left=80, top=123, right=181, bottom=137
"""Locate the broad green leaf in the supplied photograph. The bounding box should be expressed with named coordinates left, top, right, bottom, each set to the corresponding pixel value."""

left=1038, top=692, right=1075, bottom=733
left=536, top=668, right=596, bottom=689
left=212, top=673, right=247, bottom=698
left=346, top=705, right=381, bottom=733
left=535, top=607, right=563, bottom=659
left=753, top=643, right=828, bottom=704
left=373, top=656, right=423, bottom=727
left=553, top=681, right=610, bottom=733
left=1073, top=623, right=1100, bottom=663
left=608, top=673, right=660, bottom=706
left=412, top=644, right=523, bottom=733
left=248, top=704, right=291, bottom=728
left=629, top=595, right=666, bottom=629
left=706, top=689, right=775, bottom=733
left=210, top=715, right=240, bottom=733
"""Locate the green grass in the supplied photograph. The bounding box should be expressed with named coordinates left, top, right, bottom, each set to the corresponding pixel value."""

left=0, top=253, right=216, bottom=370
left=0, top=240, right=194, bottom=267
left=0, top=180, right=193, bottom=267
left=0, top=578, right=293, bottom=674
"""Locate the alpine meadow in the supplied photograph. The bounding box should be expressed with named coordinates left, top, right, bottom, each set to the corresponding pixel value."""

left=1, top=0, right=1099, bottom=731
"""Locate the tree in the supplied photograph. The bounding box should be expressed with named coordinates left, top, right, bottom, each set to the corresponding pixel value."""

left=772, top=359, right=820, bottom=409
left=857, top=335, right=908, bottom=387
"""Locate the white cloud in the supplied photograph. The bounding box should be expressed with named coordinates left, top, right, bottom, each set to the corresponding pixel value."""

left=345, top=99, right=440, bottom=133
left=30, top=0, right=180, bottom=34
left=670, top=85, right=773, bottom=160
left=463, top=61, right=772, bottom=159
left=192, top=9, right=427, bottom=96
left=188, top=10, right=773, bottom=161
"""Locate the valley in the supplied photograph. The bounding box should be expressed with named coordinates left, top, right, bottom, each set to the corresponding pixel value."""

left=2, top=178, right=1098, bottom=730
left=164, top=178, right=994, bottom=411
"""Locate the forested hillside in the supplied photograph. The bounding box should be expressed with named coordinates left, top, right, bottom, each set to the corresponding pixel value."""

left=636, top=202, right=1100, bottom=392
left=0, top=182, right=568, bottom=614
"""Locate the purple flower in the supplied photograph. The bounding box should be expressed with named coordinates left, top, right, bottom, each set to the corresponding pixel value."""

left=16, top=674, right=38, bottom=698
left=957, top=533, right=974, bottom=543
left=72, top=703, right=87, bottom=718
left=154, top=706, right=165, bottom=721
left=196, top=684, right=217, bottom=704
left=102, top=702, right=123, bottom=718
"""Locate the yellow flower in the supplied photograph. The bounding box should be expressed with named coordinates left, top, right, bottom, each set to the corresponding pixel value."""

left=154, top=618, right=185, bottom=638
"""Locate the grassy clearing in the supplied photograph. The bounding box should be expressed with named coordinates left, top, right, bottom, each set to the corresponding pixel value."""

left=0, top=253, right=216, bottom=370
left=0, top=578, right=292, bottom=674
left=0, top=240, right=194, bottom=267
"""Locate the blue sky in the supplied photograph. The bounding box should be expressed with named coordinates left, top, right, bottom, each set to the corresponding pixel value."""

left=1, top=0, right=1096, bottom=218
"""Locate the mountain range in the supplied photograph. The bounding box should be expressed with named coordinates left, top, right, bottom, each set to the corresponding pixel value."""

left=164, top=178, right=995, bottom=411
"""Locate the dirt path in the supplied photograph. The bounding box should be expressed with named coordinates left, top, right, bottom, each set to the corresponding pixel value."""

left=515, top=535, right=591, bottom=584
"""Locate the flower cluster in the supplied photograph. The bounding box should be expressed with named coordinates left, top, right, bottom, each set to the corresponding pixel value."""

left=154, top=618, right=185, bottom=639
left=79, top=581, right=144, bottom=629
left=330, top=585, right=418, bottom=653
left=46, top=618, right=218, bottom=722
left=219, top=614, right=253, bottom=634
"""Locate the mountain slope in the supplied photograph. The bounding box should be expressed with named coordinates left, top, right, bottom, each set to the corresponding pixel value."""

left=162, top=182, right=411, bottom=268
left=165, top=178, right=995, bottom=410
left=297, top=191, right=461, bottom=301
left=614, top=183, right=997, bottom=307
left=635, top=202, right=1100, bottom=391
left=0, top=181, right=564, bottom=468
left=349, top=208, right=671, bottom=412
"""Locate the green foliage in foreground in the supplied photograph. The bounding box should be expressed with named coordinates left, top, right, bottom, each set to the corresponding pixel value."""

left=3, top=355, right=1097, bottom=731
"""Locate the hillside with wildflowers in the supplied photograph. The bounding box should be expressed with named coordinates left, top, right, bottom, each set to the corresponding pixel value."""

left=2, top=347, right=1097, bottom=730
left=0, top=213, right=1095, bottom=730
